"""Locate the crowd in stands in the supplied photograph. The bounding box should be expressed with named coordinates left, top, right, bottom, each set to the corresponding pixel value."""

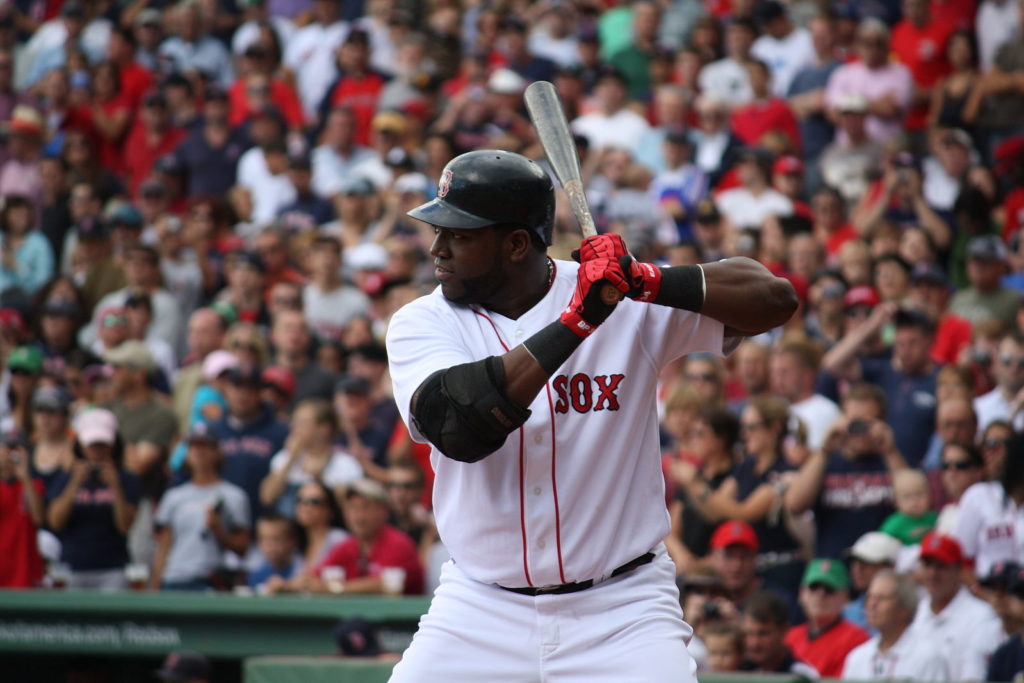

left=1, top=0, right=1024, bottom=678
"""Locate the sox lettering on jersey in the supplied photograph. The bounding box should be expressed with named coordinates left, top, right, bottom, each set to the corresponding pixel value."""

left=552, top=373, right=625, bottom=413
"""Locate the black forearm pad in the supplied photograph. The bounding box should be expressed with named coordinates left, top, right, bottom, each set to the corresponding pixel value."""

left=521, top=320, right=585, bottom=375
left=410, top=356, right=532, bottom=463
left=652, top=265, right=704, bottom=312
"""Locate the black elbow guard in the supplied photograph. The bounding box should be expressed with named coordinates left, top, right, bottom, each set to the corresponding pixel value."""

left=411, top=356, right=531, bottom=463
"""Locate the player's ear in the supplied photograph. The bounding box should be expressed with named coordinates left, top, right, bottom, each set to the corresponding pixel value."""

left=504, top=228, right=533, bottom=262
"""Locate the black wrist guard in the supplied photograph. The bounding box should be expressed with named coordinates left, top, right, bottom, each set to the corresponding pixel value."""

left=522, top=320, right=585, bottom=375
left=653, top=265, right=705, bottom=312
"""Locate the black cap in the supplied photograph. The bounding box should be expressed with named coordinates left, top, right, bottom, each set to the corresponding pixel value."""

left=595, top=65, right=627, bottom=86
left=344, top=27, right=370, bottom=46
left=894, top=307, right=936, bottom=335
left=185, top=422, right=219, bottom=446
left=664, top=125, right=690, bottom=145
left=227, top=364, right=263, bottom=385
left=32, top=385, right=71, bottom=413
left=61, top=1, right=85, bottom=18
left=334, top=374, right=371, bottom=396
left=1, top=429, right=28, bottom=449
left=755, top=0, right=786, bottom=25
left=333, top=617, right=382, bottom=657
left=229, top=250, right=267, bottom=273
left=42, top=299, right=80, bottom=318
left=694, top=198, right=721, bottom=223
left=143, top=91, right=167, bottom=108
left=351, top=343, right=387, bottom=364
left=76, top=216, right=109, bottom=241
left=967, top=235, right=1009, bottom=262
left=910, top=261, right=949, bottom=287
left=155, top=155, right=184, bottom=175
left=155, top=651, right=212, bottom=682
left=288, top=152, right=312, bottom=170
left=981, top=561, right=1022, bottom=588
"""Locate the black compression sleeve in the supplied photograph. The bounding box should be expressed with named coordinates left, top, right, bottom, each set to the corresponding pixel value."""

left=521, top=320, right=585, bottom=375
left=652, top=265, right=705, bottom=312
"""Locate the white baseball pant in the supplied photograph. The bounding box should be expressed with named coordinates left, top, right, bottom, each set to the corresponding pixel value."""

left=389, top=544, right=697, bottom=683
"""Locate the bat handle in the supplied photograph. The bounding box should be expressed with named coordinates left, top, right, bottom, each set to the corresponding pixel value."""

left=601, top=284, right=624, bottom=306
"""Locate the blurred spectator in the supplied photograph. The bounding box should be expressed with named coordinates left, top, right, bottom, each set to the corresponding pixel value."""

left=986, top=565, right=1024, bottom=681
left=0, top=106, right=44, bottom=206
left=283, top=0, right=348, bottom=118
left=158, top=3, right=233, bottom=88
left=154, top=650, right=212, bottom=683
left=3, top=345, right=44, bottom=436
left=260, top=398, right=362, bottom=516
left=122, top=92, right=187, bottom=199
left=311, top=108, right=376, bottom=199
left=731, top=60, right=801, bottom=153
left=892, top=0, right=956, bottom=134
left=690, top=95, right=743, bottom=187
left=571, top=68, right=650, bottom=152
left=312, top=478, right=424, bottom=595
left=209, top=364, right=289, bottom=522
left=785, top=383, right=904, bottom=559
left=826, top=19, right=913, bottom=145
left=269, top=309, right=335, bottom=403
left=936, top=443, right=987, bottom=534
left=923, top=395, right=978, bottom=472
left=0, top=431, right=44, bottom=587
left=770, top=339, right=840, bottom=450
left=0, top=194, right=54, bottom=295
left=880, top=469, right=937, bottom=545
left=29, top=385, right=75, bottom=491
left=248, top=512, right=301, bottom=590
left=174, top=89, right=246, bottom=199
left=729, top=341, right=772, bottom=414
left=913, top=532, right=1003, bottom=680
left=751, top=2, right=814, bottom=99
left=385, top=462, right=437, bottom=566
left=46, top=409, right=140, bottom=589
left=649, top=127, right=708, bottom=244
left=150, top=425, right=250, bottom=590
left=842, top=569, right=948, bottom=680
left=739, top=589, right=818, bottom=677
left=973, top=331, right=1024, bottom=432
left=908, top=262, right=972, bottom=367
left=978, top=561, right=1023, bottom=641
left=265, top=479, right=347, bottom=594
left=787, top=15, right=842, bottom=161
left=708, top=520, right=770, bottom=610
left=333, top=373, right=396, bottom=478
left=172, top=308, right=227, bottom=431
left=302, top=235, right=370, bottom=342
left=606, top=2, right=657, bottom=99
left=786, top=559, right=869, bottom=677
left=842, top=532, right=902, bottom=630
left=703, top=623, right=743, bottom=673
left=980, top=420, right=1014, bottom=480
left=699, top=18, right=757, bottom=107
left=953, top=236, right=1021, bottom=327
left=824, top=308, right=938, bottom=466
left=715, top=149, right=793, bottom=231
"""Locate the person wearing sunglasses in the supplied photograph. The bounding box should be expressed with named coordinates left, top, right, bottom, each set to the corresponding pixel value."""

left=935, top=443, right=985, bottom=535
left=786, top=558, right=868, bottom=677
left=973, top=331, right=1024, bottom=435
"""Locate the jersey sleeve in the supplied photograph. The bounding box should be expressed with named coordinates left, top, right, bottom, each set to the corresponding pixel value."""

left=953, top=482, right=987, bottom=562
left=634, top=302, right=727, bottom=369
left=385, top=294, right=480, bottom=442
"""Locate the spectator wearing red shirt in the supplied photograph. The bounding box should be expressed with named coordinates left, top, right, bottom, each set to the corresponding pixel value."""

left=0, top=434, right=45, bottom=588
left=908, top=262, right=972, bottom=365
left=785, top=559, right=870, bottom=678
left=106, top=25, right=153, bottom=110
left=891, top=0, right=954, bottom=131
left=314, top=478, right=424, bottom=595
left=319, top=29, right=386, bottom=147
left=730, top=59, right=801, bottom=153
left=811, top=186, right=858, bottom=263
left=122, top=92, right=186, bottom=199
left=228, top=44, right=304, bottom=131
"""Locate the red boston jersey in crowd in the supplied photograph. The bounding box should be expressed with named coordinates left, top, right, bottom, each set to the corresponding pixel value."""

left=315, top=524, right=424, bottom=594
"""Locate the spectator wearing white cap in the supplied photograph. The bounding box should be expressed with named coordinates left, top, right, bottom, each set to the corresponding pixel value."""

left=842, top=569, right=948, bottom=681
left=46, top=409, right=140, bottom=590
left=842, top=532, right=903, bottom=630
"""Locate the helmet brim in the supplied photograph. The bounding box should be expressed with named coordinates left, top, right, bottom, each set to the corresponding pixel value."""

left=407, top=197, right=494, bottom=229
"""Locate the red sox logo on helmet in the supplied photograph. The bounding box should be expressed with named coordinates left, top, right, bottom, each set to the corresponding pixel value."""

left=438, top=169, right=453, bottom=198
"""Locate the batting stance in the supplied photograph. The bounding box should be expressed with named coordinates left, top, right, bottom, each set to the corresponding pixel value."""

left=385, top=150, right=796, bottom=681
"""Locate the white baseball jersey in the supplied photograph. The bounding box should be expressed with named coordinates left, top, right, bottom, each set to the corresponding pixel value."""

left=386, top=258, right=726, bottom=588
left=954, top=481, right=1024, bottom=576
left=841, top=625, right=949, bottom=681
left=911, top=586, right=1003, bottom=682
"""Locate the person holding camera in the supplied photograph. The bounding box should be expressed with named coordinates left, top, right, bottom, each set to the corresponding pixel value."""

left=0, top=431, right=45, bottom=587
left=46, top=408, right=140, bottom=590
left=784, top=383, right=907, bottom=560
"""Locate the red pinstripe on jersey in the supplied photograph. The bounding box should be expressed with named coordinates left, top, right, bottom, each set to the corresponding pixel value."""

left=472, top=309, right=533, bottom=587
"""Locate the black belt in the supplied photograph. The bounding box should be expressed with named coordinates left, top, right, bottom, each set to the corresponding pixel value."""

left=498, top=552, right=655, bottom=597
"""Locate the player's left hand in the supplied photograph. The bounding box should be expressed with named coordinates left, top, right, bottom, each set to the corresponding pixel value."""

left=617, top=255, right=662, bottom=303
left=559, top=257, right=630, bottom=338
left=571, top=234, right=629, bottom=263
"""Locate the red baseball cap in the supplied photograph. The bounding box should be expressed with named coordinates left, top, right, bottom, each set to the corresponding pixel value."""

left=919, top=532, right=965, bottom=566
left=843, top=285, right=880, bottom=310
left=773, top=155, right=804, bottom=176
left=710, top=520, right=760, bottom=552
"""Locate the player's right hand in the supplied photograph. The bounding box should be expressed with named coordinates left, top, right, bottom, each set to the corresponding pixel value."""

left=559, top=258, right=629, bottom=338
left=571, top=234, right=629, bottom=263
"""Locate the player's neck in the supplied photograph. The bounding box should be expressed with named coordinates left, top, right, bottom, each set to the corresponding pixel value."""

left=485, top=255, right=552, bottom=320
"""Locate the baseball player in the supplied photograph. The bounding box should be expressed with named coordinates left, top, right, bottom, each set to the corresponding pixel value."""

left=385, top=150, right=797, bottom=681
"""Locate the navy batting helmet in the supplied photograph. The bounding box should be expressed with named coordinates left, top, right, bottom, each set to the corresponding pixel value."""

left=407, top=150, right=555, bottom=245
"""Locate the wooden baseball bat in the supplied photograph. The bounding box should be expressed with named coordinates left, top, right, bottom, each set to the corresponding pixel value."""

left=524, top=80, right=621, bottom=306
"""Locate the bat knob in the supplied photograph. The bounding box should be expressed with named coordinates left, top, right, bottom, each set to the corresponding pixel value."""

left=601, top=284, right=624, bottom=306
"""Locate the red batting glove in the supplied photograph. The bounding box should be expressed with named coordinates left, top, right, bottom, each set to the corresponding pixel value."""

left=559, top=258, right=630, bottom=338
left=571, top=234, right=630, bottom=263
left=619, top=255, right=662, bottom=303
